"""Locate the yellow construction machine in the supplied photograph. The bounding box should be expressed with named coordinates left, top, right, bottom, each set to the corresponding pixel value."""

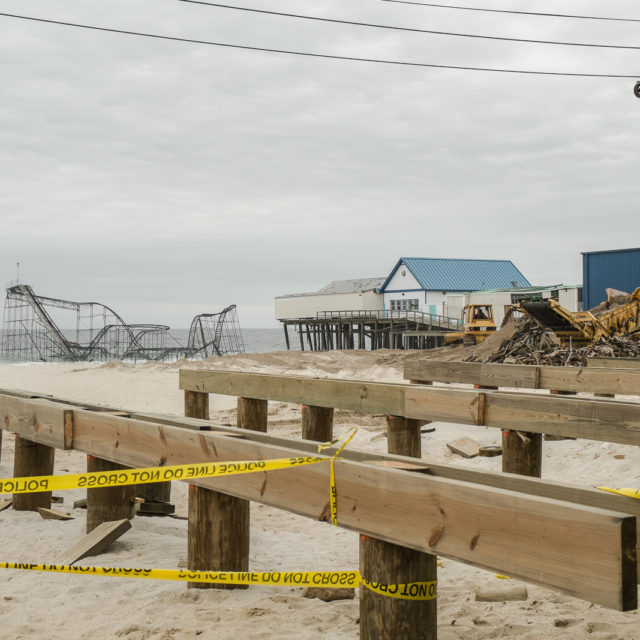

left=516, top=287, right=640, bottom=345
left=445, top=304, right=497, bottom=346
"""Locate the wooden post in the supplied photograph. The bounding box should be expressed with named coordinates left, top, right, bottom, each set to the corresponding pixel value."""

left=299, top=323, right=304, bottom=351
left=301, top=405, right=333, bottom=442
left=12, top=435, right=55, bottom=511
left=360, top=414, right=436, bottom=639
left=360, top=535, right=437, bottom=640
left=283, top=324, right=290, bottom=350
left=501, top=430, right=542, bottom=477
left=86, top=456, right=136, bottom=533
left=386, top=415, right=422, bottom=458
left=237, top=397, right=268, bottom=432
left=187, top=389, right=250, bottom=590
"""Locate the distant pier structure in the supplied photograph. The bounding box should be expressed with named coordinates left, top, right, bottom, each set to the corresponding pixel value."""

left=279, top=310, right=460, bottom=351
left=275, top=276, right=461, bottom=351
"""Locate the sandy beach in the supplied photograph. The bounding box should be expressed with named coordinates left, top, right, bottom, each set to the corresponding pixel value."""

left=0, top=350, right=638, bottom=639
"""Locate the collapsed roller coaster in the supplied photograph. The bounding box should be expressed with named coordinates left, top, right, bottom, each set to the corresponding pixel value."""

left=0, top=282, right=245, bottom=362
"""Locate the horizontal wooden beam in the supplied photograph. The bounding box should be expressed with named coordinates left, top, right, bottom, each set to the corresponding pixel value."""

left=179, top=369, right=406, bottom=416
left=587, top=358, right=640, bottom=370
left=179, top=370, right=640, bottom=446
left=68, top=410, right=637, bottom=610
left=5, top=390, right=640, bottom=584
left=404, top=361, right=640, bottom=396
left=0, top=392, right=637, bottom=609
left=0, top=394, right=73, bottom=449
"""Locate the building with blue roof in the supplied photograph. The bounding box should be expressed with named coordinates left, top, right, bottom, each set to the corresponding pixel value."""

left=380, top=257, right=531, bottom=317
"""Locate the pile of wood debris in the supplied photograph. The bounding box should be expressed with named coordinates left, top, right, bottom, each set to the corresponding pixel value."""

left=466, top=316, right=640, bottom=366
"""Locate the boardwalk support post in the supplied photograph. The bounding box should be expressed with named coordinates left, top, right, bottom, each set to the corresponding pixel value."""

left=12, top=436, right=54, bottom=511
left=86, top=455, right=136, bottom=533
left=187, top=389, right=250, bottom=589
left=360, top=414, right=437, bottom=639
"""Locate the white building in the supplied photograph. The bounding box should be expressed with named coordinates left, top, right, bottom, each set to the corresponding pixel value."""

left=380, top=257, right=531, bottom=318
left=275, top=278, right=384, bottom=321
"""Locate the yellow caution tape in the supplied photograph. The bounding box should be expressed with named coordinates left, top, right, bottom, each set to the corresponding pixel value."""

left=0, top=456, right=325, bottom=495
left=318, top=428, right=358, bottom=526
left=495, top=574, right=511, bottom=580
left=0, top=563, right=437, bottom=600
left=597, top=486, right=640, bottom=499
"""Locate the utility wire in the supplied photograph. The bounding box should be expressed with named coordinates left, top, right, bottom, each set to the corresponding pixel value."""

left=378, top=0, right=640, bottom=24
left=0, top=12, right=638, bottom=79
left=177, top=0, right=640, bottom=51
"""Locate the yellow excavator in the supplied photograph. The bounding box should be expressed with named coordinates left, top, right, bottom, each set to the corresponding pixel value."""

left=516, top=287, right=640, bottom=345
left=445, top=304, right=497, bottom=346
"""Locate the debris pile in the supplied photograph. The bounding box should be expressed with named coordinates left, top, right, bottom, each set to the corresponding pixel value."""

left=466, top=315, right=640, bottom=366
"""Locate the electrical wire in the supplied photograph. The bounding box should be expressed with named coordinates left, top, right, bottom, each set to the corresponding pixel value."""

left=0, top=12, right=638, bottom=79
left=176, top=0, right=640, bottom=51
left=378, top=0, right=640, bottom=24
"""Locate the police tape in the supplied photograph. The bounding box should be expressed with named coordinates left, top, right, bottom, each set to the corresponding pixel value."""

left=597, top=486, right=640, bottom=499
left=0, top=563, right=437, bottom=600
left=317, top=428, right=358, bottom=526
left=0, top=456, right=326, bottom=495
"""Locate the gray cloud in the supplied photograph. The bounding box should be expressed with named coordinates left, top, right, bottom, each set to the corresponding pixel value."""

left=0, top=0, right=638, bottom=327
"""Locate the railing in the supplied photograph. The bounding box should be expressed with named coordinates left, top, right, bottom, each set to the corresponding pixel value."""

left=313, top=309, right=461, bottom=330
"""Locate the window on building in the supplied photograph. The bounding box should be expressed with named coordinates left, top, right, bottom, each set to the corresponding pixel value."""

left=408, top=299, right=419, bottom=311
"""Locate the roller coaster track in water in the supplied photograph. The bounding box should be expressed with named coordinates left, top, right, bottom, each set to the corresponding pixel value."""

left=0, top=283, right=244, bottom=363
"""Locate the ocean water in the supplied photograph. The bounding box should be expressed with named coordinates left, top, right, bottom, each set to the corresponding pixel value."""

left=0, top=327, right=296, bottom=365
left=168, top=327, right=294, bottom=355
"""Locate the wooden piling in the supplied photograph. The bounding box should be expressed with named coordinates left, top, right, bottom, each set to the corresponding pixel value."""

left=301, top=405, right=333, bottom=442
left=360, top=413, right=436, bottom=639
left=12, top=435, right=55, bottom=511
left=386, top=415, right=422, bottom=458
left=187, top=389, right=250, bottom=590
left=86, top=455, right=136, bottom=533
left=237, top=397, right=268, bottom=432
left=501, top=430, right=542, bottom=477
left=360, top=535, right=437, bottom=640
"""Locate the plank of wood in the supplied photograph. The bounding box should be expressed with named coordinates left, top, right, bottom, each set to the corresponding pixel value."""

left=405, top=361, right=640, bottom=396
left=446, top=437, right=480, bottom=458
left=59, top=519, right=132, bottom=565
left=0, top=394, right=74, bottom=449
left=405, top=361, right=538, bottom=389
left=0, top=498, right=12, bottom=511
left=37, top=507, right=74, bottom=521
left=179, top=370, right=407, bottom=416
left=70, top=410, right=636, bottom=610
left=587, top=358, right=640, bottom=369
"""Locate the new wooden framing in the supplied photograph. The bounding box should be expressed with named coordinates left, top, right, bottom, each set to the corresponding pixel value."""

left=0, top=391, right=636, bottom=611
left=403, top=361, right=640, bottom=395
left=179, top=369, right=640, bottom=445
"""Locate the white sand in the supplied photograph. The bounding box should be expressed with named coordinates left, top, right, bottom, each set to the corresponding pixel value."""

left=0, top=351, right=638, bottom=639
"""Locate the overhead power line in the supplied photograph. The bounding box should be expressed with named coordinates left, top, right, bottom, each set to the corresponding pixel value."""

left=0, top=12, right=638, bottom=79
left=177, top=0, right=640, bottom=51
left=378, top=0, right=640, bottom=24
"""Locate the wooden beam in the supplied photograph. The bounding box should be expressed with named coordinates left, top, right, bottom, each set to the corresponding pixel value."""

left=180, top=370, right=406, bottom=417
left=180, top=370, right=640, bottom=445
left=0, top=394, right=73, bottom=449
left=587, top=358, right=640, bottom=369
left=404, top=360, right=640, bottom=396
left=69, top=410, right=636, bottom=610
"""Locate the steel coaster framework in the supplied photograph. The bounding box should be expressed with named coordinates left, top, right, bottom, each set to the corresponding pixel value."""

left=1, top=283, right=244, bottom=363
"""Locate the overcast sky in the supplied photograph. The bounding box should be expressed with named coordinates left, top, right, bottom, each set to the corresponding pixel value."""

left=1, top=0, right=638, bottom=327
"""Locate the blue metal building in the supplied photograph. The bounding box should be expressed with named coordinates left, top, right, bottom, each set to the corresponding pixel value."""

left=582, top=248, right=640, bottom=310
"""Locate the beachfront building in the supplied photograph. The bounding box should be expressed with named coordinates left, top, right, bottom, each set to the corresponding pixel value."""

left=380, top=257, right=531, bottom=319
left=275, top=278, right=384, bottom=321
